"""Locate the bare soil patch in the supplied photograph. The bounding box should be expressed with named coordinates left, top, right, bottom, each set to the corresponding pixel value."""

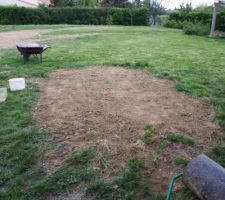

left=0, top=29, right=50, bottom=50
left=33, top=66, right=220, bottom=192
left=40, top=33, right=99, bottom=43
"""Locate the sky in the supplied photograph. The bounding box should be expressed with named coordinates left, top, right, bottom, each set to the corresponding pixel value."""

left=163, top=0, right=215, bottom=9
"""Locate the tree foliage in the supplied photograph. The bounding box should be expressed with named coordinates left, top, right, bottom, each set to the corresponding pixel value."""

left=143, top=0, right=165, bottom=24
left=101, top=0, right=131, bottom=8
left=133, top=0, right=143, bottom=8
left=50, top=0, right=77, bottom=7
left=78, top=0, right=99, bottom=7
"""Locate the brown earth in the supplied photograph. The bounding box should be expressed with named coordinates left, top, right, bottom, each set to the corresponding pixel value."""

left=0, top=29, right=51, bottom=50
left=32, top=66, right=220, bottom=193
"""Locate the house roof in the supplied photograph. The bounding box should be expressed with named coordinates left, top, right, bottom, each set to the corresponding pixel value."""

left=18, top=0, right=37, bottom=7
left=41, top=0, right=50, bottom=4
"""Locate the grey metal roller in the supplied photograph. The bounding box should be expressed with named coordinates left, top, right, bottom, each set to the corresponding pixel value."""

left=182, top=154, right=225, bottom=200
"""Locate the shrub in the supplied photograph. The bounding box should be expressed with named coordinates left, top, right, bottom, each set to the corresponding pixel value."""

left=106, top=15, right=113, bottom=25
left=132, top=8, right=149, bottom=25
left=183, top=22, right=210, bottom=36
left=159, top=15, right=169, bottom=25
left=0, top=6, right=149, bottom=26
left=166, top=9, right=225, bottom=32
left=164, top=19, right=183, bottom=29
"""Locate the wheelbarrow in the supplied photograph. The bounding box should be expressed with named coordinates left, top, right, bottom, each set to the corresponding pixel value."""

left=16, top=43, right=50, bottom=64
left=166, top=154, right=225, bottom=200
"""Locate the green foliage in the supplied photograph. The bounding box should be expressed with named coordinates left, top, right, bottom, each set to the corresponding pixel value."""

left=141, top=124, right=156, bottom=144
left=216, top=11, right=225, bottom=31
left=106, top=15, right=113, bottom=25
left=173, top=155, right=189, bottom=166
left=164, top=19, right=184, bottom=29
left=0, top=6, right=148, bottom=26
left=78, top=0, right=99, bottom=7
left=101, top=0, right=131, bottom=8
left=143, top=0, right=165, bottom=25
left=207, top=145, right=225, bottom=167
left=30, top=162, right=95, bottom=197
left=66, top=148, right=94, bottom=165
left=28, top=148, right=95, bottom=197
left=165, top=8, right=225, bottom=33
left=50, top=0, right=76, bottom=7
left=166, top=133, right=195, bottom=145
left=87, top=157, right=163, bottom=200
left=183, top=22, right=210, bottom=36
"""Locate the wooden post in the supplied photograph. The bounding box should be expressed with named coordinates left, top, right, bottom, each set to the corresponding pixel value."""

left=210, top=3, right=217, bottom=37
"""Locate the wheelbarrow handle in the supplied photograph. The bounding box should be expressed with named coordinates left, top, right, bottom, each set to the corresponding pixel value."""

left=166, top=173, right=183, bottom=200
left=41, top=45, right=51, bottom=54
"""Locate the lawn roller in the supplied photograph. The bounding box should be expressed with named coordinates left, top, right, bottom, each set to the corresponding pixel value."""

left=166, top=154, right=225, bottom=200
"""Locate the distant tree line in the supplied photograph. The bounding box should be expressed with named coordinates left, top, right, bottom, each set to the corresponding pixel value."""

left=49, top=0, right=165, bottom=10
left=49, top=0, right=166, bottom=25
left=164, top=3, right=225, bottom=36
left=49, top=0, right=131, bottom=7
left=0, top=6, right=149, bottom=25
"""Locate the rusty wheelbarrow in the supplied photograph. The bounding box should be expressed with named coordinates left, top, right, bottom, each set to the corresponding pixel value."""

left=166, top=154, right=225, bottom=200
left=16, top=43, right=50, bottom=64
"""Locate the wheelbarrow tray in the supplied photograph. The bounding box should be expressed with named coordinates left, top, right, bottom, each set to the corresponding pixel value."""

left=16, top=43, right=50, bottom=63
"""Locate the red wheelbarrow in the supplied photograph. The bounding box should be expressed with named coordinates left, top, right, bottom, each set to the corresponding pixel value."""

left=16, top=43, right=50, bottom=64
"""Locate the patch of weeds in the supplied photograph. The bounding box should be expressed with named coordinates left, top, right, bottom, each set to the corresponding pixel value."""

left=30, top=166, right=95, bottom=197
left=207, top=145, right=225, bottom=167
left=166, top=132, right=195, bottom=145
left=85, top=130, right=99, bottom=140
left=29, top=148, right=96, bottom=197
left=87, top=157, right=163, bottom=200
left=173, top=155, right=189, bottom=167
left=140, top=124, right=156, bottom=144
left=66, top=148, right=94, bottom=166
left=96, top=147, right=113, bottom=172
left=149, top=151, right=161, bottom=162
left=157, top=139, right=170, bottom=150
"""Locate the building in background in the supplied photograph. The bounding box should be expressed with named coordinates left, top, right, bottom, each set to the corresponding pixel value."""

left=0, top=0, right=50, bottom=8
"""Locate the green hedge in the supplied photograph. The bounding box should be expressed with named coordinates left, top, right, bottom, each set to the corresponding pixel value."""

left=165, top=10, right=225, bottom=32
left=0, top=6, right=149, bottom=25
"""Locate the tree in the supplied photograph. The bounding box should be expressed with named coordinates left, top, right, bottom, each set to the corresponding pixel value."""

left=101, top=0, right=131, bottom=8
left=143, top=0, right=165, bottom=25
left=178, top=1, right=192, bottom=14
left=78, top=0, right=99, bottom=7
left=133, top=0, right=142, bottom=8
left=50, top=0, right=77, bottom=6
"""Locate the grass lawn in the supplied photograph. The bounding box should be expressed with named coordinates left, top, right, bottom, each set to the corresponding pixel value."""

left=0, top=25, right=225, bottom=199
